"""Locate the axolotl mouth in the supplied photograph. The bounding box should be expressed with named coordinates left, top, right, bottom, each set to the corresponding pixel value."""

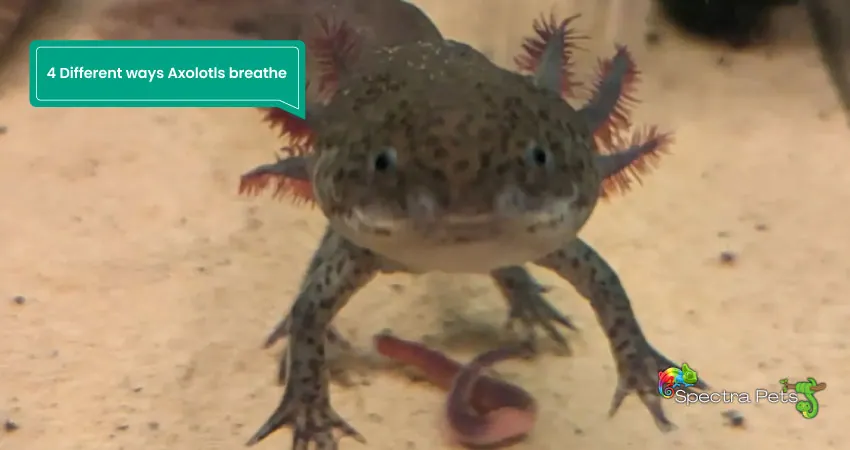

left=330, top=184, right=587, bottom=273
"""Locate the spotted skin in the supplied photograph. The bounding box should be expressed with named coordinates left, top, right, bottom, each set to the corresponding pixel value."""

left=536, top=239, right=696, bottom=430
left=247, top=228, right=379, bottom=448
left=262, top=227, right=357, bottom=386
left=242, top=16, right=705, bottom=450
left=313, top=43, right=599, bottom=274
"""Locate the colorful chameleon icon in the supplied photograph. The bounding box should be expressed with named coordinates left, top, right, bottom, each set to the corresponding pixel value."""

left=657, top=363, right=699, bottom=398
left=780, top=377, right=827, bottom=420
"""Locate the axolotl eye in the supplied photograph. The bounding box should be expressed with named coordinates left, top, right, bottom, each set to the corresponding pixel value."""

left=371, top=147, right=398, bottom=173
left=525, top=141, right=554, bottom=170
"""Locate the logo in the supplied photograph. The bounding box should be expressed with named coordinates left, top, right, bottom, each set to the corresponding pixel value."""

left=657, top=363, right=698, bottom=398
left=780, top=378, right=827, bottom=420
left=659, top=367, right=825, bottom=417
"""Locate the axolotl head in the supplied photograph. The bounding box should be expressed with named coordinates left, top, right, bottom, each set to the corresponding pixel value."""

left=244, top=18, right=673, bottom=273
left=306, top=41, right=602, bottom=272
left=305, top=41, right=603, bottom=272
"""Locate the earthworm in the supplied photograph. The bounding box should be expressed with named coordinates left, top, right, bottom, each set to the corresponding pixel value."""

left=374, top=333, right=537, bottom=447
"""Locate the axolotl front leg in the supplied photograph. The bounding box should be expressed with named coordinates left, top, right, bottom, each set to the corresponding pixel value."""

left=262, top=227, right=362, bottom=385
left=247, top=230, right=379, bottom=450
left=535, top=239, right=708, bottom=430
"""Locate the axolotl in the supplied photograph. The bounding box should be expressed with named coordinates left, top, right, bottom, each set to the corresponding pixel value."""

left=238, top=13, right=708, bottom=450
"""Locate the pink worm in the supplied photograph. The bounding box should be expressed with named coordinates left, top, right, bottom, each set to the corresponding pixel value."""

left=374, top=334, right=537, bottom=447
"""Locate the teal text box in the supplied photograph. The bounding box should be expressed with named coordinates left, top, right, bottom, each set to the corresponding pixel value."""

left=29, top=40, right=306, bottom=118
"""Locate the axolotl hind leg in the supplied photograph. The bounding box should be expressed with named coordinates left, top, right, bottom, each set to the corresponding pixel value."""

left=490, top=266, right=577, bottom=354
left=247, top=229, right=379, bottom=450
left=535, top=239, right=708, bottom=431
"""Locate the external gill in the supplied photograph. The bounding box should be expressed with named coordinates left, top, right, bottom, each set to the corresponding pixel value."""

left=514, top=13, right=585, bottom=99
left=581, top=45, right=640, bottom=149
left=314, top=15, right=361, bottom=96
left=243, top=15, right=362, bottom=204
left=257, top=15, right=362, bottom=148
left=513, top=14, right=640, bottom=147
left=584, top=48, right=669, bottom=199
left=594, top=126, right=673, bottom=197
left=258, top=94, right=317, bottom=147
left=514, top=16, right=668, bottom=198
left=238, top=145, right=315, bottom=205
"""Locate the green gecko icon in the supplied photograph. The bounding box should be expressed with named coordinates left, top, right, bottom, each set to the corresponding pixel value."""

left=780, top=377, right=827, bottom=419
left=681, top=363, right=698, bottom=385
